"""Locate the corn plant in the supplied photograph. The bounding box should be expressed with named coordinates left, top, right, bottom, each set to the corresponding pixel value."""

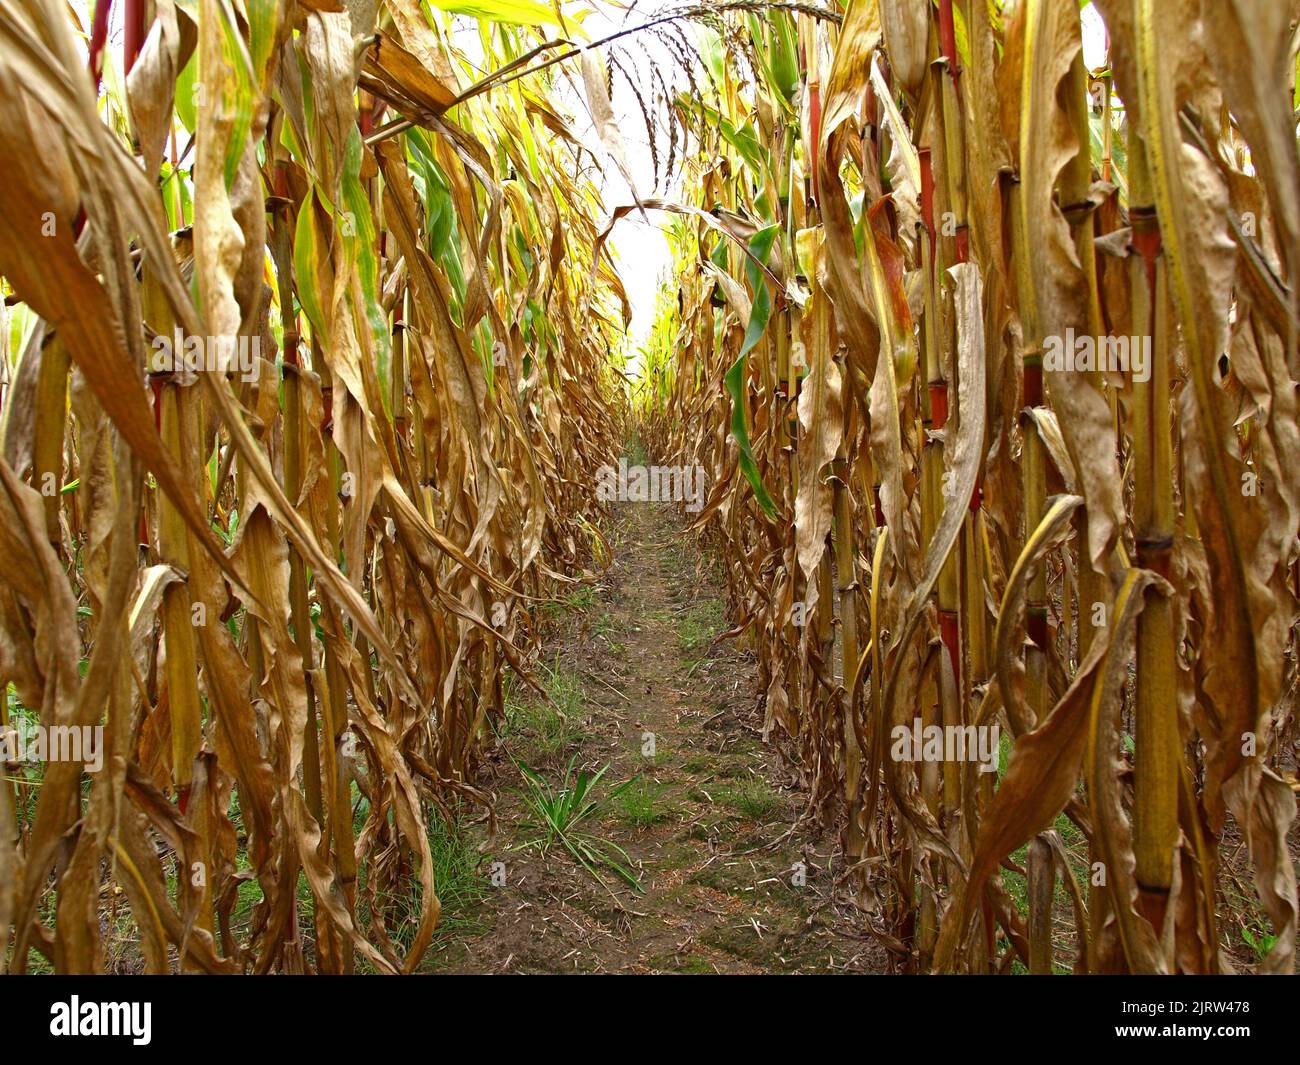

left=634, top=0, right=1299, bottom=974
left=0, top=0, right=1296, bottom=979
left=0, top=0, right=628, bottom=973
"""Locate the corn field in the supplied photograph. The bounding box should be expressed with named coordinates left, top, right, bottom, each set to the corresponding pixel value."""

left=0, top=0, right=1297, bottom=980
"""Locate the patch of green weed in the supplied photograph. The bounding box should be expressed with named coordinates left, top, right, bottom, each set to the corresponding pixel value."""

left=500, top=661, right=587, bottom=760
left=614, top=778, right=674, bottom=828
left=677, top=599, right=725, bottom=652
left=720, top=777, right=781, bottom=820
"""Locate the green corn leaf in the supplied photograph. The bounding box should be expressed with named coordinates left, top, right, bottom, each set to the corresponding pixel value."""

left=723, top=224, right=780, bottom=518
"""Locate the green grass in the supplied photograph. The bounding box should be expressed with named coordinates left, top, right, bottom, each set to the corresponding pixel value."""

left=624, top=433, right=649, bottom=468
left=677, top=599, right=725, bottom=652
left=721, top=777, right=781, bottom=820
left=352, top=807, right=491, bottom=971
left=501, top=660, right=587, bottom=761
left=3, top=686, right=46, bottom=827
left=1002, top=812, right=1089, bottom=911
left=540, top=584, right=598, bottom=622
left=682, top=754, right=749, bottom=780
left=425, top=812, right=492, bottom=938
left=613, top=777, right=674, bottom=827
left=997, top=811, right=1090, bottom=974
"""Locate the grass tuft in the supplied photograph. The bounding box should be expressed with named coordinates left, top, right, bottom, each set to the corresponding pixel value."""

left=721, top=777, right=781, bottom=821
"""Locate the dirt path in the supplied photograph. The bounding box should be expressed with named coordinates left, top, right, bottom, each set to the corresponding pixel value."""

left=430, top=502, right=883, bottom=974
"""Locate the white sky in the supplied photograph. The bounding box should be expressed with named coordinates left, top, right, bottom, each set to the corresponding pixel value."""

left=540, top=3, right=681, bottom=354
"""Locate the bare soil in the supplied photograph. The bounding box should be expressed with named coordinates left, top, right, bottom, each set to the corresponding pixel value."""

left=426, top=502, right=884, bottom=974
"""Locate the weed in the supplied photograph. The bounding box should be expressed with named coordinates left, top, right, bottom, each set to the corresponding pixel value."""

left=499, top=660, right=587, bottom=761
left=677, top=599, right=725, bottom=652
left=614, top=778, right=673, bottom=828
left=1241, top=924, right=1278, bottom=961
left=516, top=755, right=643, bottom=893
left=721, top=777, right=781, bottom=820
